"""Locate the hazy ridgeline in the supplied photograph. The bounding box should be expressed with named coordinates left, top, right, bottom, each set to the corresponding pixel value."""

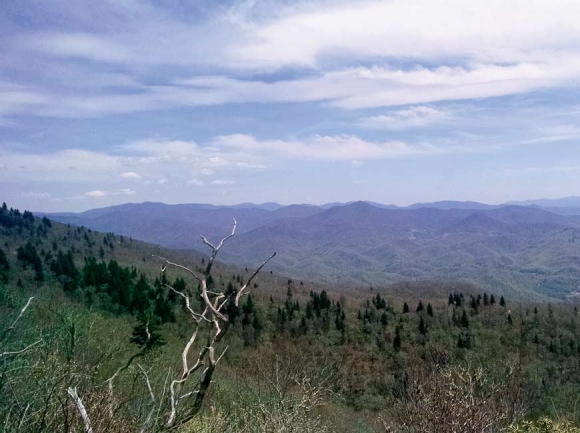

left=43, top=201, right=580, bottom=301
left=2, top=202, right=580, bottom=432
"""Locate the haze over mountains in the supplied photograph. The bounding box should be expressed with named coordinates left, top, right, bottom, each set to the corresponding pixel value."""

left=41, top=197, right=580, bottom=300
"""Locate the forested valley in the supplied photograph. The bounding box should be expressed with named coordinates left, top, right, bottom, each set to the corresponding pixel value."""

left=2, top=203, right=580, bottom=432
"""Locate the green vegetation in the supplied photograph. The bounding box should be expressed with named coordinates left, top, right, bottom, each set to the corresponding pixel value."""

left=49, top=202, right=580, bottom=299
left=1, top=202, right=580, bottom=432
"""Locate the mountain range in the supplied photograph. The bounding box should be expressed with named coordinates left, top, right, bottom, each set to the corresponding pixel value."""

left=40, top=197, right=580, bottom=300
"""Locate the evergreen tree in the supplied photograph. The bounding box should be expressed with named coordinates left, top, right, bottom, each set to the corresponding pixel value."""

left=0, top=247, right=9, bottom=283
left=500, top=296, right=506, bottom=307
left=41, top=216, right=52, bottom=227
left=393, top=325, right=402, bottom=352
left=17, top=241, right=44, bottom=281
left=130, top=320, right=165, bottom=350
left=416, top=300, right=424, bottom=313
left=460, top=310, right=470, bottom=328
left=490, top=294, right=496, bottom=305
left=483, top=293, right=489, bottom=306
left=131, top=274, right=151, bottom=315
left=458, top=333, right=471, bottom=349
left=426, top=303, right=434, bottom=317
left=402, top=302, right=410, bottom=314
left=381, top=311, right=388, bottom=327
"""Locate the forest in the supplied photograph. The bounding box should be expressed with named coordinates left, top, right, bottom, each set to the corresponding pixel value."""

left=1, top=202, right=580, bottom=432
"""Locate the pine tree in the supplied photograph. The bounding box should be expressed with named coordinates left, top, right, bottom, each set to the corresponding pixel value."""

left=500, top=296, right=506, bottom=307
left=402, top=302, right=410, bottom=314
left=393, top=325, right=402, bottom=352
left=470, top=296, right=478, bottom=311
left=416, top=300, right=424, bottom=313
left=381, top=311, right=388, bottom=327
left=0, top=247, right=9, bottom=283
left=483, top=293, right=489, bottom=306
left=426, top=303, right=434, bottom=317
left=490, top=294, right=496, bottom=305
left=460, top=310, right=470, bottom=328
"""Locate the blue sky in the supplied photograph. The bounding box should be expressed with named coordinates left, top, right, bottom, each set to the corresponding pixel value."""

left=2, top=0, right=580, bottom=211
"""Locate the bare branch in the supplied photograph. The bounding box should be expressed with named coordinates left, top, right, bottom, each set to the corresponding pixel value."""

left=201, top=280, right=227, bottom=321
left=0, top=339, right=42, bottom=359
left=105, top=322, right=151, bottom=393
left=158, top=218, right=274, bottom=428
left=67, top=387, right=93, bottom=433
left=181, top=329, right=199, bottom=375
left=165, top=284, right=203, bottom=322
left=153, top=255, right=202, bottom=283
left=235, top=252, right=277, bottom=306
left=202, top=217, right=236, bottom=276
left=138, top=364, right=155, bottom=433
left=1, top=297, right=35, bottom=343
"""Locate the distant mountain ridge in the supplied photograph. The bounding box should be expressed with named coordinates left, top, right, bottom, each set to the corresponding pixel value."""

left=38, top=198, right=580, bottom=300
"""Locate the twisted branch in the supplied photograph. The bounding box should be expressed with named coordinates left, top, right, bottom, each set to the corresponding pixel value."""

left=235, top=252, right=277, bottom=307
left=155, top=218, right=274, bottom=427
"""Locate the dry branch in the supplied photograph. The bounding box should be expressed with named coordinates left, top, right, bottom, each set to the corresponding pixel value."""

left=235, top=252, right=277, bottom=306
left=153, top=218, right=274, bottom=427
left=67, top=387, right=93, bottom=433
left=0, top=297, right=35, bottom=343
left=105, top=322, right=151, bottom=393
left=0, top=339, right=42, bottom=359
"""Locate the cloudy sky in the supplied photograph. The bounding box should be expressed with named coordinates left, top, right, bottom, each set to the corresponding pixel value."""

left=2, top=0, right=580, bottom=211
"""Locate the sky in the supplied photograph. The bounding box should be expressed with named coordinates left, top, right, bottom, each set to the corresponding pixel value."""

left=2, top=0, right=580, bottom=212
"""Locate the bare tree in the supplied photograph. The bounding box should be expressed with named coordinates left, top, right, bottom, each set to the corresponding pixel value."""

left=153, top=218, right=276, bottom=428
left=379, top=362, right=525, bottom=433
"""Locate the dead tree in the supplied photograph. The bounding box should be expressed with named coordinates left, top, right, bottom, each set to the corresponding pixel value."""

left=154, top=218, right=275, bottom=428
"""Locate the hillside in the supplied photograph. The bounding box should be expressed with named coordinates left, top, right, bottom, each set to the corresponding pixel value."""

left=3, top=203, right=580, bottom=432
left=43, top=201, right=580, bottom=299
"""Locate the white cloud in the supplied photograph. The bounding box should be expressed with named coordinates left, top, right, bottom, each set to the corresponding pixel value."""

left=84, top=190, right=107, bottom=198
left=2, top=0, right=580, bottom=119
left=21, top=192, right=51, bottom=198
left=0, top=149, right=121, bottom=181
left=188, top=179, right=205, bottom=186
left=211, top=180, right=236, bottom=186
left=120, top=171, right=142, bottom=179
left=157, top=178, right=168, bottom=185
left=230, top=0, right=580, bottom=69
left=113, top=188, right=137, bottom=195
left=212, top=133, right=442, bottom=160
left=21, top=32, right=130, bottom=62
left=200, top=168, right=214, bottom=175
left=4, top=58, right=577, bottom=119
left=360, top=106, right=449, bottom=130
left=520, top=125, right=580, bottom=145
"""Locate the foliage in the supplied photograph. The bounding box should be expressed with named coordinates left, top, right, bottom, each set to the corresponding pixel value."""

left=507, top=418, right=580, bottom=433
left=1, top=204, right=580, bottom=432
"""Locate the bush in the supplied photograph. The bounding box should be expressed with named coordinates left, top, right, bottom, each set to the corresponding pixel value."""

left=506, top=418, right=580, bottom=433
